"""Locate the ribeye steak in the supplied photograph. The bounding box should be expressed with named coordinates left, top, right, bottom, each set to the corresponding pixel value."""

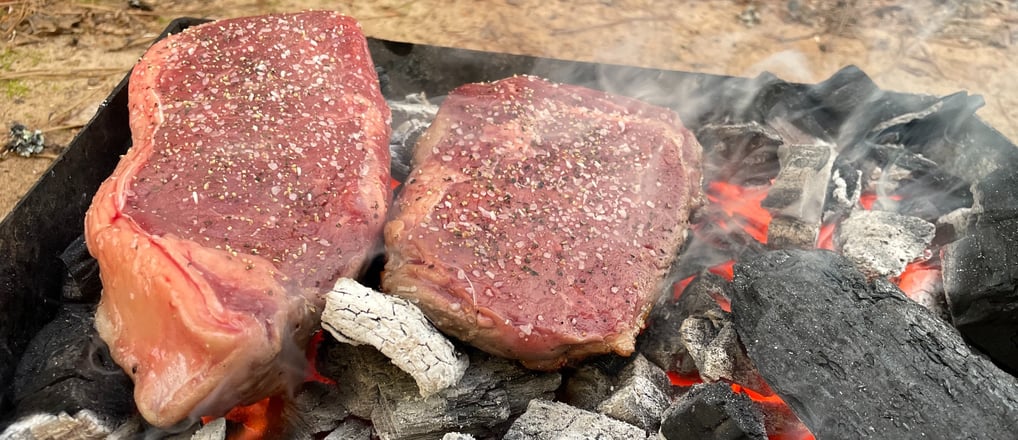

left=84, top=12, right=391, bottom=427
left=383, top=76, right=702, bottom=369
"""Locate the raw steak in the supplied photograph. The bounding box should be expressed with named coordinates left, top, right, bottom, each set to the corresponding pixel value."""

left=383, top=76, right=702, bottom=369
left=84, top=12, right=391, bottom=427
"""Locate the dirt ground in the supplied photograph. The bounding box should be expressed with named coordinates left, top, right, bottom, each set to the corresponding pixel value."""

left=1, top=0, right=1016, bottom=219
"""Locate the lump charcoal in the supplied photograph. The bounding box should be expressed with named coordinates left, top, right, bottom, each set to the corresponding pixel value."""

left=503, top=399, right=648, bottom=440
left=941, top=168, right=1018, bottom=374
left=591, top=354, right=674, bottom=431
left=942, top=216, right=1018, bottom=374
left=679, top=310, right=769, bottom=394
left=277, top=382, right=350, bottom=439
left=762, top=141, right=837, bottom=248
left=730, top=248, right=1018, bottom=439
left=324, top=418, right=373, bottom=440
left=617, top=353, right=673, bottom=397
left=321, top=278, right=468, bottom=397
left=11, top=304, right=133, bottom=425
left=561, top=364, right=613, bottom=411
left=835, top=210, right=935, bottom=278
left=695, top=122, right=782, bottom=185
left=824, top=165, right=861, bottom=220
left=441, top=434, right=475, bottom=440
left=595, top=376, right=670, bottom=432
left=57, top=235, right=102, bottom=303
left=321, top=340, right=559, bottom=440
left=638, top=272, right=728, bottom=375
left=189, top=418, right=226, bottom=440
left=659, top=382, right=767, bottom=440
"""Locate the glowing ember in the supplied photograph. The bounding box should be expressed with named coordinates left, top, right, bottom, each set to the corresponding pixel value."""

left=858, top=192, right=903, bottom=210
left=895, top=260, right=942, bottom=301
left=706, top=181, right=771, bottom=243
left=305, top=330, right=335, bottom=385
left=816, top=223, right=836, bottom=250
left=201, top=396, right=282, bottom=440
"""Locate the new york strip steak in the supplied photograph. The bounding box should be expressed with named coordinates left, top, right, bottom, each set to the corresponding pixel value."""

left=84, top=12, right=391, bottom=427
left=383, top=75, right=702, bottom=369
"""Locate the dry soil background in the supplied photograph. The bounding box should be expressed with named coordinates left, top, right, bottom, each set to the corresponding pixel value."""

left=1, top=0, right=1016, bottom=218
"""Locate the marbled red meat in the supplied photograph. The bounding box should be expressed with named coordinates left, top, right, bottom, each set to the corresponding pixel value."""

left=383, top=76, right=702, bottom=369
left=84, top=12, right=391, bottom=427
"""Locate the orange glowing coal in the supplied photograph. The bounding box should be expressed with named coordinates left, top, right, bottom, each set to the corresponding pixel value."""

left=668, top=181, right=939, bottom=440
left=706, top=181, right=771, bottom=243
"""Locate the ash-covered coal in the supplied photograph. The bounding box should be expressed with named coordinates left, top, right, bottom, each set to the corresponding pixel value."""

left=730, top=248, right=1018, bottom=439
left=835, top=209, right=935, bottom=278
left=503, top=399, right=648, bottom=440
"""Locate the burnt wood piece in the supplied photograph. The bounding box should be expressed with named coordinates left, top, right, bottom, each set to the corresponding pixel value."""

left=503, top=400, right=648, bottom=440
left=388, top=93, right=440, bottom=183
left=730, top=248, right=1018, bottom=439
left=761, top=141, right=836, bottom=248
left=941, top=167, right=1018, bottom=374
left=659, top=382, right=767, bottom=440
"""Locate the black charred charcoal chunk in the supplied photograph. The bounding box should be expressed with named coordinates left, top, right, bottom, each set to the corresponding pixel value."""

left=11, top=304, right=134, bottom=425
left=59, top=235, right=102, bottom=303
left=659, top=382, right=767, bottom=440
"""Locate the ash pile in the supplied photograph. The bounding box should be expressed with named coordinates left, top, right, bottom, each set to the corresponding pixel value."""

left=6, top=62, right=1018, bottom=440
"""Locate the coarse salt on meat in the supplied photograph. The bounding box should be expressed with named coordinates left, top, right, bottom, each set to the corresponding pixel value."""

left=84, top=11, right=391, bottom=427
left=383, top=75, right=702, bottom=370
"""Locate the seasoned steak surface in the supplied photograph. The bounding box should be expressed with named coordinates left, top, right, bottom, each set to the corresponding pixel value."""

left=383, top=76, right=702, bottom=369
left=85, top=12, right=390, bottom=427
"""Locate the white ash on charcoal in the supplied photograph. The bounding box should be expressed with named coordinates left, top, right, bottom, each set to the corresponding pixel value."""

left=942, top=167, right=1018, bottom=375
left=834, top=209, right=935, bottom=279
left=502, top=399, right=648, bottom=440
left=321, top=278, right=468, bottom=398
left=187, top=417, right=226, bottom=440
left=316, top=340, right=560, bottom=440
left=0, top=410, right=111, bottom=440
left=824, top=166, right=861, bottom=220
left=637, top=272, right=730, bottom=377
left=440, top=434, right=476, bottom=440
left=9, top=304, right=133, bottom=428
left=761, top=140, right=837, bottom=248
left=695, top=121, right=782, bottom=186
left=679, top=309, right=769, bottom=394
left=594, top=354, right=673, bottom=432
left=387, top=93, right=440, bottom=182
left=323, top=418, right=372, bottom=440
left=730, top=248, right=1018, bottom=439
left=658, top=382, right=767, bottom=440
